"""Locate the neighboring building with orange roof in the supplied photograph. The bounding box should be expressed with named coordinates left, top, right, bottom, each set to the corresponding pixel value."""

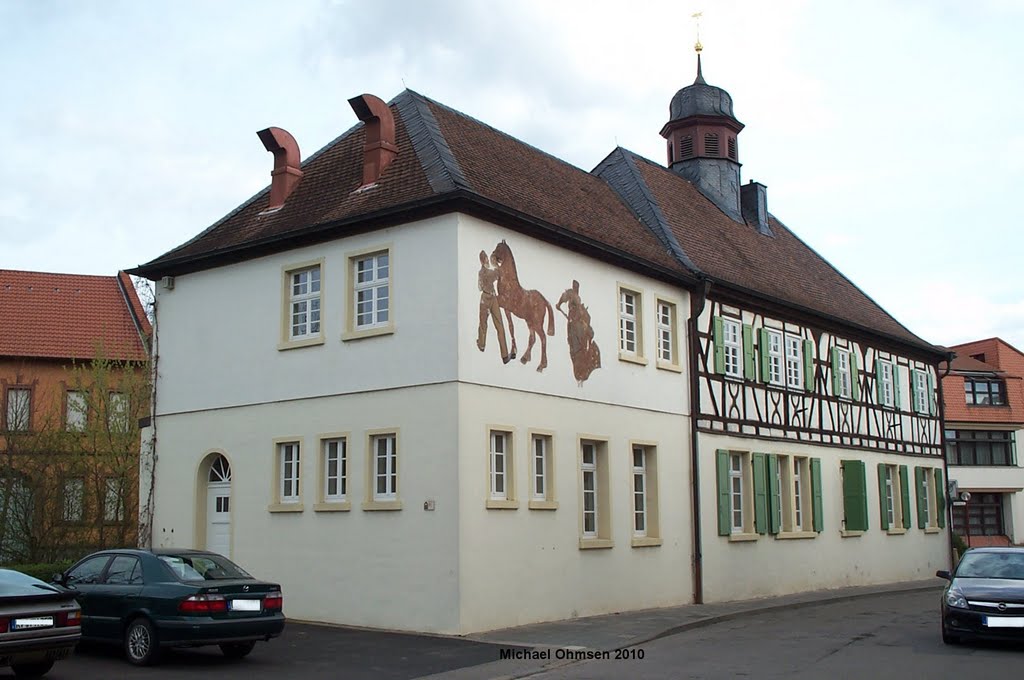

left=0, top=269, right=151, bottom=563
left=942, top=337, right=1024, bottom=546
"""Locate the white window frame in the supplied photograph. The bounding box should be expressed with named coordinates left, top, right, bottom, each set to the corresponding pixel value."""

left=279, top=442, right=301, bottom=504
left=107, top=392, right=129, bottom=432
left=784, top=335, right=803, bottom=389
left=66, top=390, right=87, bottom=432
left=62, top=478, right=84, bottom=522
left=289, top=264, right=321, bottom=340
left=532, top=434, right=549, bottom=502
left=581, top=442, right=599, bottom=538
left=883, top=465, right=896, bottom=528
left=730, top=453, right=745, bottom=532
left=766, top=329, right=784, bottom=386
left=656, top=300, right=676, bottom=366
left=489, top=430, right=510, bottom=501
left=5, top=387, right=30, bottom=432
left=354, top=251, right=390, bottom=330
left=878, top=360, right=895, bottom=408
left=371, top=433, right=397, bottom=501
left=618, top=288, right=641, bottom=358
left=914, top=369, right=930, bottom=414
left=632, top=446, right=648, bottom=537
left=322, top=438, right=347, bottom=503
left=103, top=477, right=124, bottom=522
left=722, top=319, right=742, bottom=378
left=836, top=349, right=852, bottom=399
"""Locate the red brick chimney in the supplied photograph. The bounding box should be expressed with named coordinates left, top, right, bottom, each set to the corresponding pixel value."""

left=348, top=94, right=398, bottom=187
left=257, top=127, right=303, bottom=209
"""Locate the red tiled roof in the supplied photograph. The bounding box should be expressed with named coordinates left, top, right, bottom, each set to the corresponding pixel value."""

left=0, top=270, right=150, bottom=361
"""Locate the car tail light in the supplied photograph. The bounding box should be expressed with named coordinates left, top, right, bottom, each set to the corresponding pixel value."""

left=179, top=594, right=228, bottom=614
left=56, top=609, right=82, bottom=627
left=263, top=592, right=283, bottom=610
left=0, top=618, right=7, bottom=633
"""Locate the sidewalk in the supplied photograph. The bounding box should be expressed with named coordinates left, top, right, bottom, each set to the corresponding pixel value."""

left=417, top=578, right=945, bottom=680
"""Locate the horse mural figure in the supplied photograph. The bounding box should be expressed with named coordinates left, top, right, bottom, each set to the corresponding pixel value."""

left=556, top=280, right=601, bottom=385
left=489, top=240, right=555, bottom=372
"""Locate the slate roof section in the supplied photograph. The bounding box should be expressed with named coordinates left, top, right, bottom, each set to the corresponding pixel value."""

left=596, top=150, right=935, bottom=350
left=0, top=270, right=151, bottom=362
left=133, top=88, right=939, bottom=355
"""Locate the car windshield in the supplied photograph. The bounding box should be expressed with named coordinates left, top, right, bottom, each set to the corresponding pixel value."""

left=159, top=553, right=252, bottom=581
left=956, top=552, right=1024, bottom=580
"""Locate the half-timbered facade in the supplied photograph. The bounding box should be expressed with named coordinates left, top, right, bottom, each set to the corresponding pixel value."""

left=132, top=54, right=948, bottom=633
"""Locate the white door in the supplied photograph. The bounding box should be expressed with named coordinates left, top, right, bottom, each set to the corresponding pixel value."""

left=206, top=456, right=232, bottom=558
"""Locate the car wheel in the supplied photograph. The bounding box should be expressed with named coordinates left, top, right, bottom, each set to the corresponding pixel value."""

left=220, top=641, right=257, bottom=659
left=941, top=626, right=960, bottom=645
left=124, top=617, right=161, bottom=666
left=11, top=660, right=54, bottom=678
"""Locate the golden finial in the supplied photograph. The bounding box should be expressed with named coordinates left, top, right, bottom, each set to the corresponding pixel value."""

left=692, top=11, right=703, bottom=53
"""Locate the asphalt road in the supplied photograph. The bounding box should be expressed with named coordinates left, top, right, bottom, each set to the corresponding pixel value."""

left=0, top=622, right=514, bottom=680
left=529, top=590, right=1024, bottom=680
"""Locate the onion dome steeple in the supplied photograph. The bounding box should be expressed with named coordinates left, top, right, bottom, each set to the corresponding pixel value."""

left=660, top=46, right=746, bottom=223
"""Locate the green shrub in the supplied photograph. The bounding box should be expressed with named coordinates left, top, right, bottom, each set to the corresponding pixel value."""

left=952, top=532, right=968, bottom=557
left=1, top=560, right=75, bottom=582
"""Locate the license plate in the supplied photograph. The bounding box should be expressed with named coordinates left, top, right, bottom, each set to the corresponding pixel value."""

left=229, top=599, right=261, bottom=611
left=985, top=616, right=1024, bottom=628
left=12, top=617, right=54, bottom=630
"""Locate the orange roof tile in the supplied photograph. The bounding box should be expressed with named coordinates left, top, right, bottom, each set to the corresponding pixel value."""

left=0, top=269, right=150, bottom=361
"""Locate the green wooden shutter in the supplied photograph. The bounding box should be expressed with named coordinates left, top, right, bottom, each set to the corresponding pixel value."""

left=803, top=339, right=815, bottom=391
left=759, top=329, right=771, bottom=383
left=910, top=369, right=920, bottom=413
left=743, top=324, right=756, bottom=380
left=716, top=450, right=730, bottom=536
left=900, top=465, right=912, bottom=529
left=877, top=463, right=890, bottom=530
left=935, top=469, right=946, bottom=528
left=892, top=364, right=902, bottom=410
left=831, top=347, right=840, bottom=396
left=752, top=452, right=767, bottom=534
left=842, top=459, right=868, bottom=532
left=811, top=458, right=824, bottom=532
left=875, top=361, right=884, bottom=404
left=927, top=370, right=936, bottom=415
left=850, top=353, right=860, bottom=400
left=713, top=317, right=725, bottom=374
left=767, top=454, right=780, bottom=534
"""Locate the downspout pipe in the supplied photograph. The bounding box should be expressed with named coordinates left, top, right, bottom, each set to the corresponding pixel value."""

left=688, top=276, right=712, bottom=604
left=937, top=350, right=956, bottom=566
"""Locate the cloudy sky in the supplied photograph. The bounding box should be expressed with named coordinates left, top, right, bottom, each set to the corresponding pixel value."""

left=2, top=0, right=1022, bottom=351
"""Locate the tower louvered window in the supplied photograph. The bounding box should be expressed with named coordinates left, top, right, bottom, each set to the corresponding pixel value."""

left=728, top=137, right=737, bottom=160
left=704, top=133, right=720, bottom=157
left=679, top=135, right=693, bottom=159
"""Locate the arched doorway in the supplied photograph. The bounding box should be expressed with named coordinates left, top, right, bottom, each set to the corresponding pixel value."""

left=205, top=455, right=232, bottom=558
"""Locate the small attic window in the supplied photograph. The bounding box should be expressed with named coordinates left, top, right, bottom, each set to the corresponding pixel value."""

left=679, top=135, right=693, bottom=159
left=728, top=137, right=737, bottom=160
left=704, top=133, right=720, bottom=157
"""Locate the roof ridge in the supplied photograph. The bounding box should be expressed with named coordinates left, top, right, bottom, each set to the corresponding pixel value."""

left=0, top=269, right=120, bottom=280
left=593, top=147, right=700, bottom=276
left=393, top=90, right=469, bottom=193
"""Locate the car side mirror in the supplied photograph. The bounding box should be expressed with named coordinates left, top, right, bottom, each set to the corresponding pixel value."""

left=52, top=573, right=65, bottom=585
left=936, top=570, right=951, bottom=580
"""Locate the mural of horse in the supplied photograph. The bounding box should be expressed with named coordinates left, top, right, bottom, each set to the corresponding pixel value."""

left=556, top=280, right=601, bottom=385
left=490, top=240, right=555, bottom=372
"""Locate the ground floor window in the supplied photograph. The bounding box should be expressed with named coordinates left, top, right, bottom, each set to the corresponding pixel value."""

left=952, top=493, right=1004, bottom=537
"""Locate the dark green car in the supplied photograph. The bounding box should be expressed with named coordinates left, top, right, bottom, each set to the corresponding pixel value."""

left=52, top=548, right=285, bottom=665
